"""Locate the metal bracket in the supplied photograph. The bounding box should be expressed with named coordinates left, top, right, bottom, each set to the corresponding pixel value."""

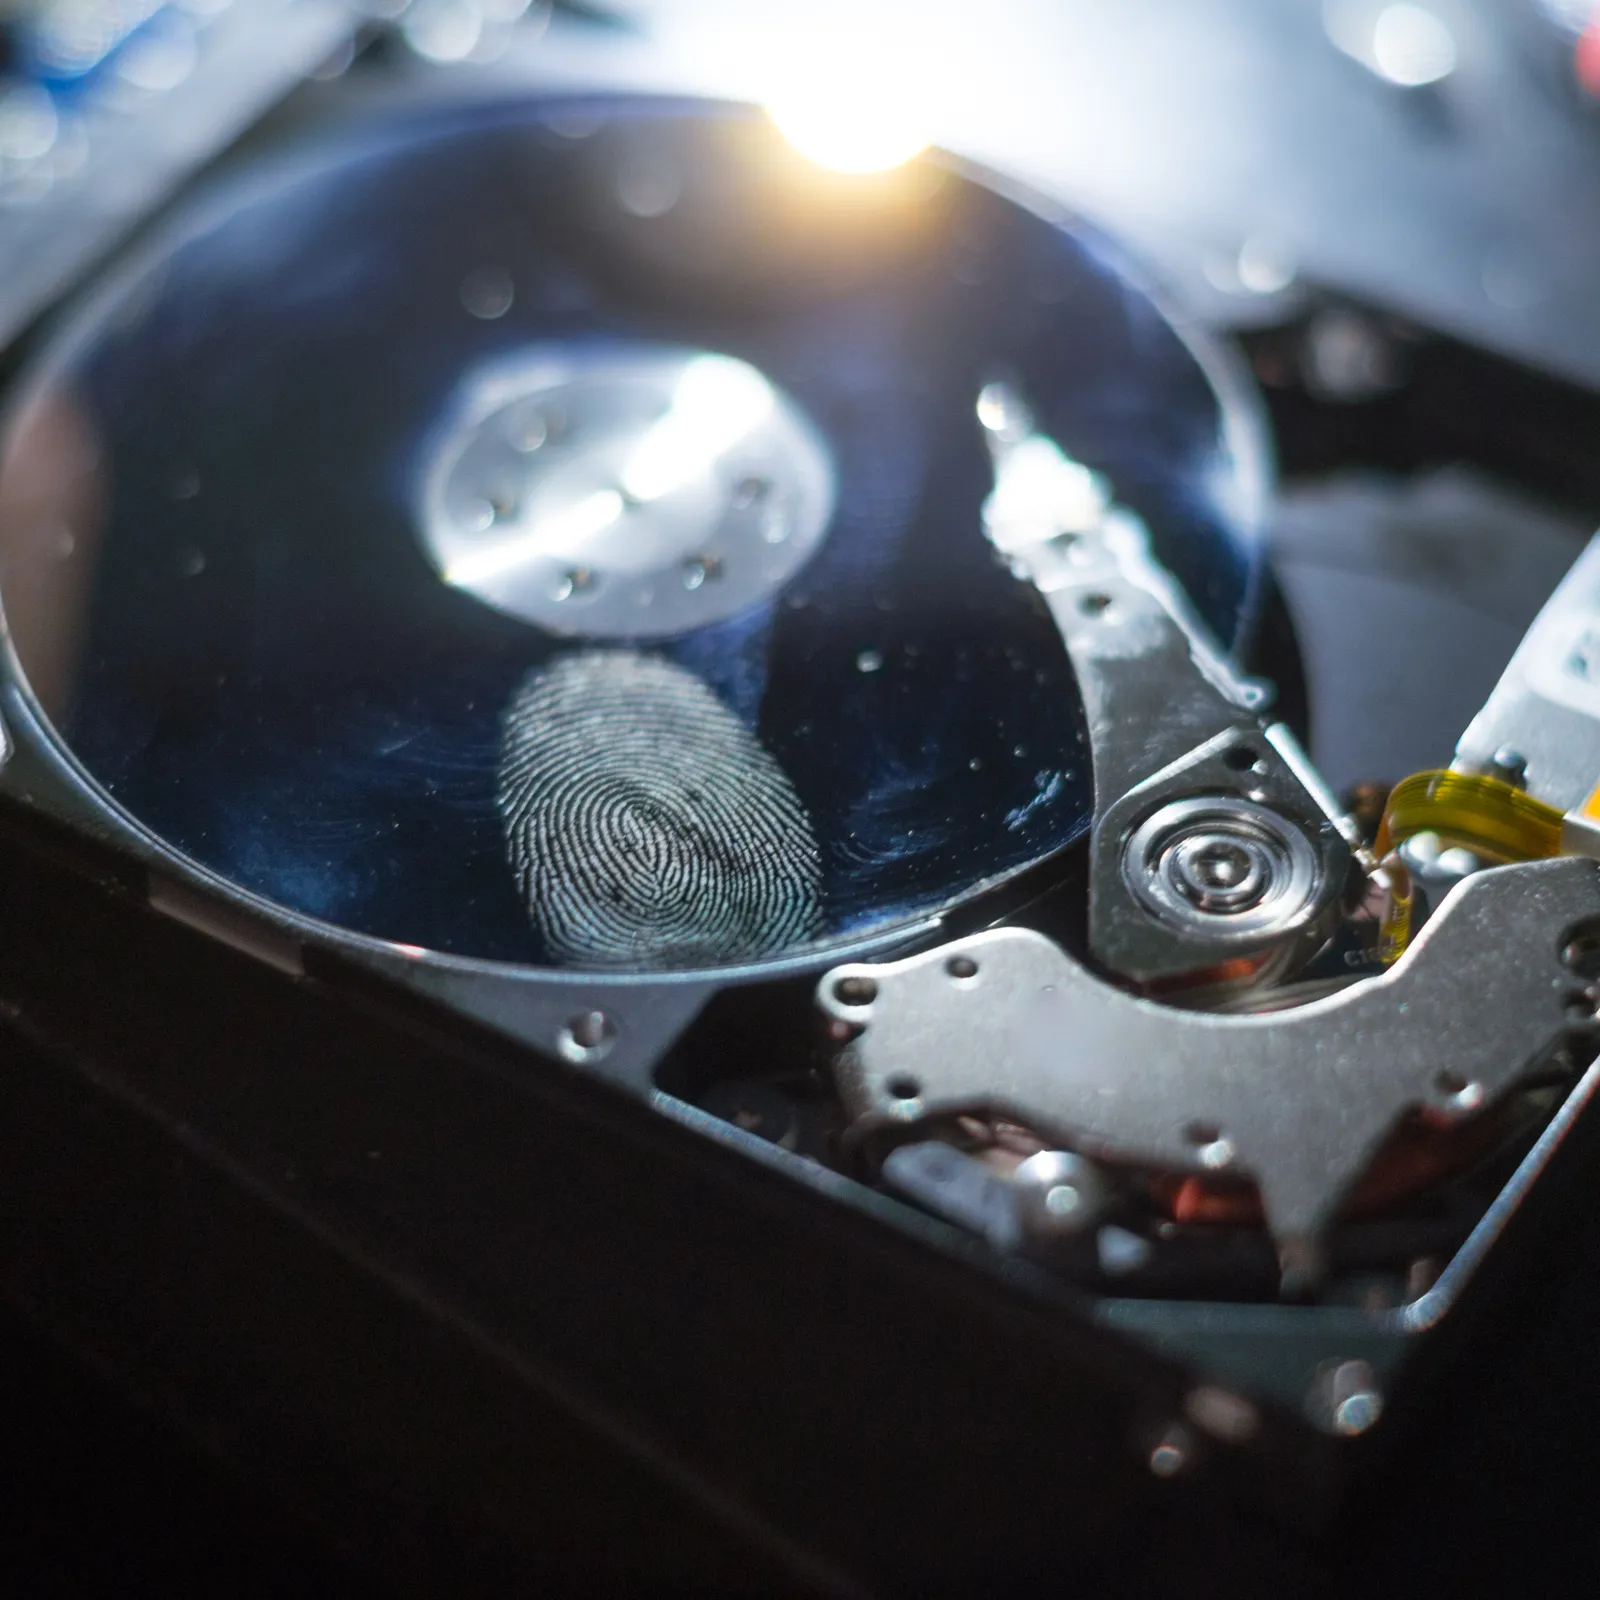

left=820, top=855, right=1600, bottom=1284
left=979, top=388, right=1353, bottom=981
left=1455, top=530, right=1600, bottom=811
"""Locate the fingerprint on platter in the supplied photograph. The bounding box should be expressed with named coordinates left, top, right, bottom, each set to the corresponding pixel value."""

left=498, top=650, right=822, bottom=968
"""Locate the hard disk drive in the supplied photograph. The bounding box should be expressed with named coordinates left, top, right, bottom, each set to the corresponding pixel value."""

left=5, top=3, right=1600, bottom=1591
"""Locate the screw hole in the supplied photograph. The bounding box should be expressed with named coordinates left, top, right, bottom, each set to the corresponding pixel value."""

left=558, top=1010, right=617, bottom=1062
left=946, top=955, right=979, bottom=981
left=1562, top=920, right=1600, bottom=979
left=1078, top=591, right=1113, bottom=617
left=1183, top=1120, right=1221, bottom=1147
left=833, top=975, right=878, bottom=1007
left=1223, top=744, right=1260, bottom=772
left=1564, top=990, right=1595, bottom=1023
left=1432, top=1069, right=1484, bottom=1112
left=887, top=1073, right=922, bottom=1102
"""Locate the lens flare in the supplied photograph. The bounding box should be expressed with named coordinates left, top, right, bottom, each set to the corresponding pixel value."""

left=762, top=32, right=934, bottom=173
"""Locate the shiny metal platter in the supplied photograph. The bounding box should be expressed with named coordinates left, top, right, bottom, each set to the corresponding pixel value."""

left=0, top=95, right=1268, bottom=972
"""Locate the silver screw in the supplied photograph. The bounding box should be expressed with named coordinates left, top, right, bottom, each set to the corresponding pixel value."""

left=1489, top=745, right=1528, bottom=788
left=558, top=1010, right=617, bottom=1063
left=1013, top=1150, right=1107, bottom=1238
left=507, top=408, right=549, bottom=453
left=832, top=974, right=878, bottom=1007
left=1335, top=1389, right=1383, bottom=1436
left=681, top=556, right=721, bottom=591
left=553, top=567, right=597, bottom=602
left=1434, top=845, right=1483, bottom=878
left=1306, top=1358, right=1384, bottom=1437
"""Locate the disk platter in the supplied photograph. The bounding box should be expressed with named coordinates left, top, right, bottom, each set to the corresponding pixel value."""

left=0, top=96, right=1266, bottom=971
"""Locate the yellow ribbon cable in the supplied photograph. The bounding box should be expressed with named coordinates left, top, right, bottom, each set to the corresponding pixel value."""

left=1374, top=770, right=1564, bottom=863
left=1373, top=771, right=1565, bottom=962
left=1374, top=856, right=1415, bottom=969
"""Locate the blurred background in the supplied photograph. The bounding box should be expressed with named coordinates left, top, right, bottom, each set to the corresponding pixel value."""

left=6, top=0, right=1600, bottom=1589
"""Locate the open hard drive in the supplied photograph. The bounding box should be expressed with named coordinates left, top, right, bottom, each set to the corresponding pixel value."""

left=8, top=2, right=1600, bottom=1591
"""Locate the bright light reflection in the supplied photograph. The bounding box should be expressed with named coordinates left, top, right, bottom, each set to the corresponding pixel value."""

left=768, top=97, right=929, bottom=174
left=763, top=34, right=932, bottom=173
left=984, top=435, right=1106, bottom=551
left=619, top=355, right=773, bottom=503
left=1371, top=4, right=1456, bottom=86
left=445, top=488, right=623, bottom=586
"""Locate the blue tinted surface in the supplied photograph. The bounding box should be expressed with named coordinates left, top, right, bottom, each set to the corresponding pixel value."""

left=10, top=99, right=1264, bottom=965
